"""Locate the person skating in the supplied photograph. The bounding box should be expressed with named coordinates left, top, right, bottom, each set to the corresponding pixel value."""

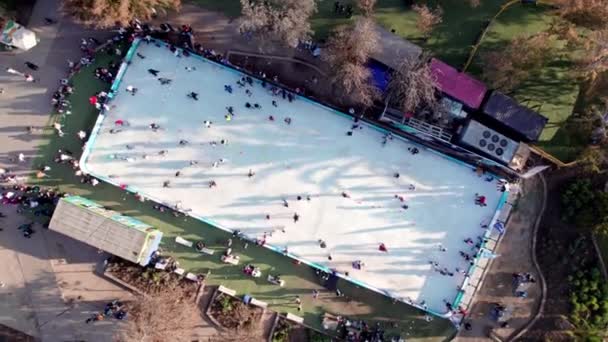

left=187, top=92, right=199, bottom=100
left=148, top=69, right=160, bottom=76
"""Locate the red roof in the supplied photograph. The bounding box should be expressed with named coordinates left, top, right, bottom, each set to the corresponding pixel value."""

left=430, top=58, right=487, bottom=109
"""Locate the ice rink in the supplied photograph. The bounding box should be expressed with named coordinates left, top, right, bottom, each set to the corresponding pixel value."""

left=83, top=40, right=504, bottom=314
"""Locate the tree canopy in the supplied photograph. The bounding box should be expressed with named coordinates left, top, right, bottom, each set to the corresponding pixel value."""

left=324, top=17, right=380, bottom=107
left=63, top=0, right=180, bottom=28
left=561, top=178, right=608, bottom=235
left=238, top=0, right=317, bottom=48
left=481, top=33, right=554, bottom=91
left=387, top=55, right=439, bottom=114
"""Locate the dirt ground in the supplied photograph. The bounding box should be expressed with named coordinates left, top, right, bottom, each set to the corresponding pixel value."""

left=457, top=175, right=544, bottom=341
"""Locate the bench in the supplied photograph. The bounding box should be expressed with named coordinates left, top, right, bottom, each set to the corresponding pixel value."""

left=217, top=285, right=237, bottom=296
left=285, top=312, right=304, bottom=324
left=221, top=254, right=239, bottom=265
left=199, top=247, right=214, bottom=255
left=185, top=272, right=200, bottom=282
left=175, top=236, right=193, bottom=248
left=249, top=298, right=268, bottom=309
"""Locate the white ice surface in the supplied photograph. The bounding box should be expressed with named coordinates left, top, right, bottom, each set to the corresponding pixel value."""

left=84, top=41, right=503, bottom=313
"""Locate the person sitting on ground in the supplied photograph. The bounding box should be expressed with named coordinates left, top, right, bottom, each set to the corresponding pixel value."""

left=195, top=240, right=206, bottom=252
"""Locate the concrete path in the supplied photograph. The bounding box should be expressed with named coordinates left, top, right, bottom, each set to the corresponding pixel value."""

left=0, top=0, right=131, bottom=341
left=456, top=176, right=545, bottom=341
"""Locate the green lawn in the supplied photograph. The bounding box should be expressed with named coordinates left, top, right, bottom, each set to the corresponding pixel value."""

left=191, top=0, right=501, bottom=65
left=467, top=3, right=583, bottom=162
left=31, top=50, right=455, bottom=340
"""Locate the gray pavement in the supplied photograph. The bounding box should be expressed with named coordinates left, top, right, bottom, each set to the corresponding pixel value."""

left=0, top=0, right=129, bottom=341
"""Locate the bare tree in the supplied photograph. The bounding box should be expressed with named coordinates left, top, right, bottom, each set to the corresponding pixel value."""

left=238, top=0, right=317, bottom=48
left=580, top=29, right=608, bottom=82
left=387, top=55, right=438, bottom=115
left=117, top=292, right=199, bottom=342
left=553, top=0, right=608, bottom=29
left=412, top=4, right=443, bottom=38
left=324, top=17, right=380, bottom=107
left=358, top=0, right=377, bottom=17
left=481, top=33, right=554, bottom=91
left=62, top=0, right=180, bottom=28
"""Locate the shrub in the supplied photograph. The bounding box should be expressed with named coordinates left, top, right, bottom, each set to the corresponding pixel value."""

left=561, top=178, right=608, bottom=235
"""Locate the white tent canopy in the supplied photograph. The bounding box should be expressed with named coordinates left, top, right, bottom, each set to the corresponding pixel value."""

left=1, top=20, right=38, bottom=50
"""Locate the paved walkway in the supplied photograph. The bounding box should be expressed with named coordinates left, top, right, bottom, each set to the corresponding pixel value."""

left=456, top=176, right=545, bottom=341
left=0, top=1, right=132, bottom=341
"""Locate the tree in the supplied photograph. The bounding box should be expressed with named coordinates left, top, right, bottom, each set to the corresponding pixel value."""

left=553, top=0, right=608, bottom=30
left=117, top=292, right=199, bottom=342
left=481, top=33, right=554, bottom=91
left=62, top=0, right=180, bottom=28
left=238, top=0, right=317, bottom=48
left=579, top=29, right=608, bottom=82
left=387, top=55, right=438, bottom=115
left=412, top=4, right=443, bottom=38
left=357, top=0, right=377, bottom=17
left=324, top=17, right=380, bottom=107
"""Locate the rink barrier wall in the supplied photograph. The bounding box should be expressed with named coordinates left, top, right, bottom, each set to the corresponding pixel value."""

left=80, top=37, right=509, bottom=321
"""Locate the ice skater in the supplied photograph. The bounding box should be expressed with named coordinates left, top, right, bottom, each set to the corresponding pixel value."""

left=148, top=69, right=160, bottom=76
left=272, top=100, right=277, bottom=107
left=378, top=243, right=388, bottom=252
left=149, top=123, right=160, bottom=131
left=136, top=53, right=145, bottom=59
left=293, top=213, right=299, bottom=223
left=185, top=66, right=196, bottom=72
left=208, top=180, right=217, bottom=188
left=474, top=194, right=487, bottom=206
left=126, top=85, right=138, bottom=95
left=179, top=139, right=189, bottom=146
left=224, top=85, right=233, bottom=93
left=282, top=199, right=289, bottom=208
left=163, top=180, right=171, bottom=188
left=247, top=169, right=255, bottom=178
left=284, top=117, right=292, bottom=125
left=158, top=78, right=172, bottom=85
left=187, top=92, right=199, bottom=100
left=408, top=147, right=420, bottom=155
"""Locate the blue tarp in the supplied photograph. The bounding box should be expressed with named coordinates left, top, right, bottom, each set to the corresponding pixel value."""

left=367, top=59, right=390, bottom=93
